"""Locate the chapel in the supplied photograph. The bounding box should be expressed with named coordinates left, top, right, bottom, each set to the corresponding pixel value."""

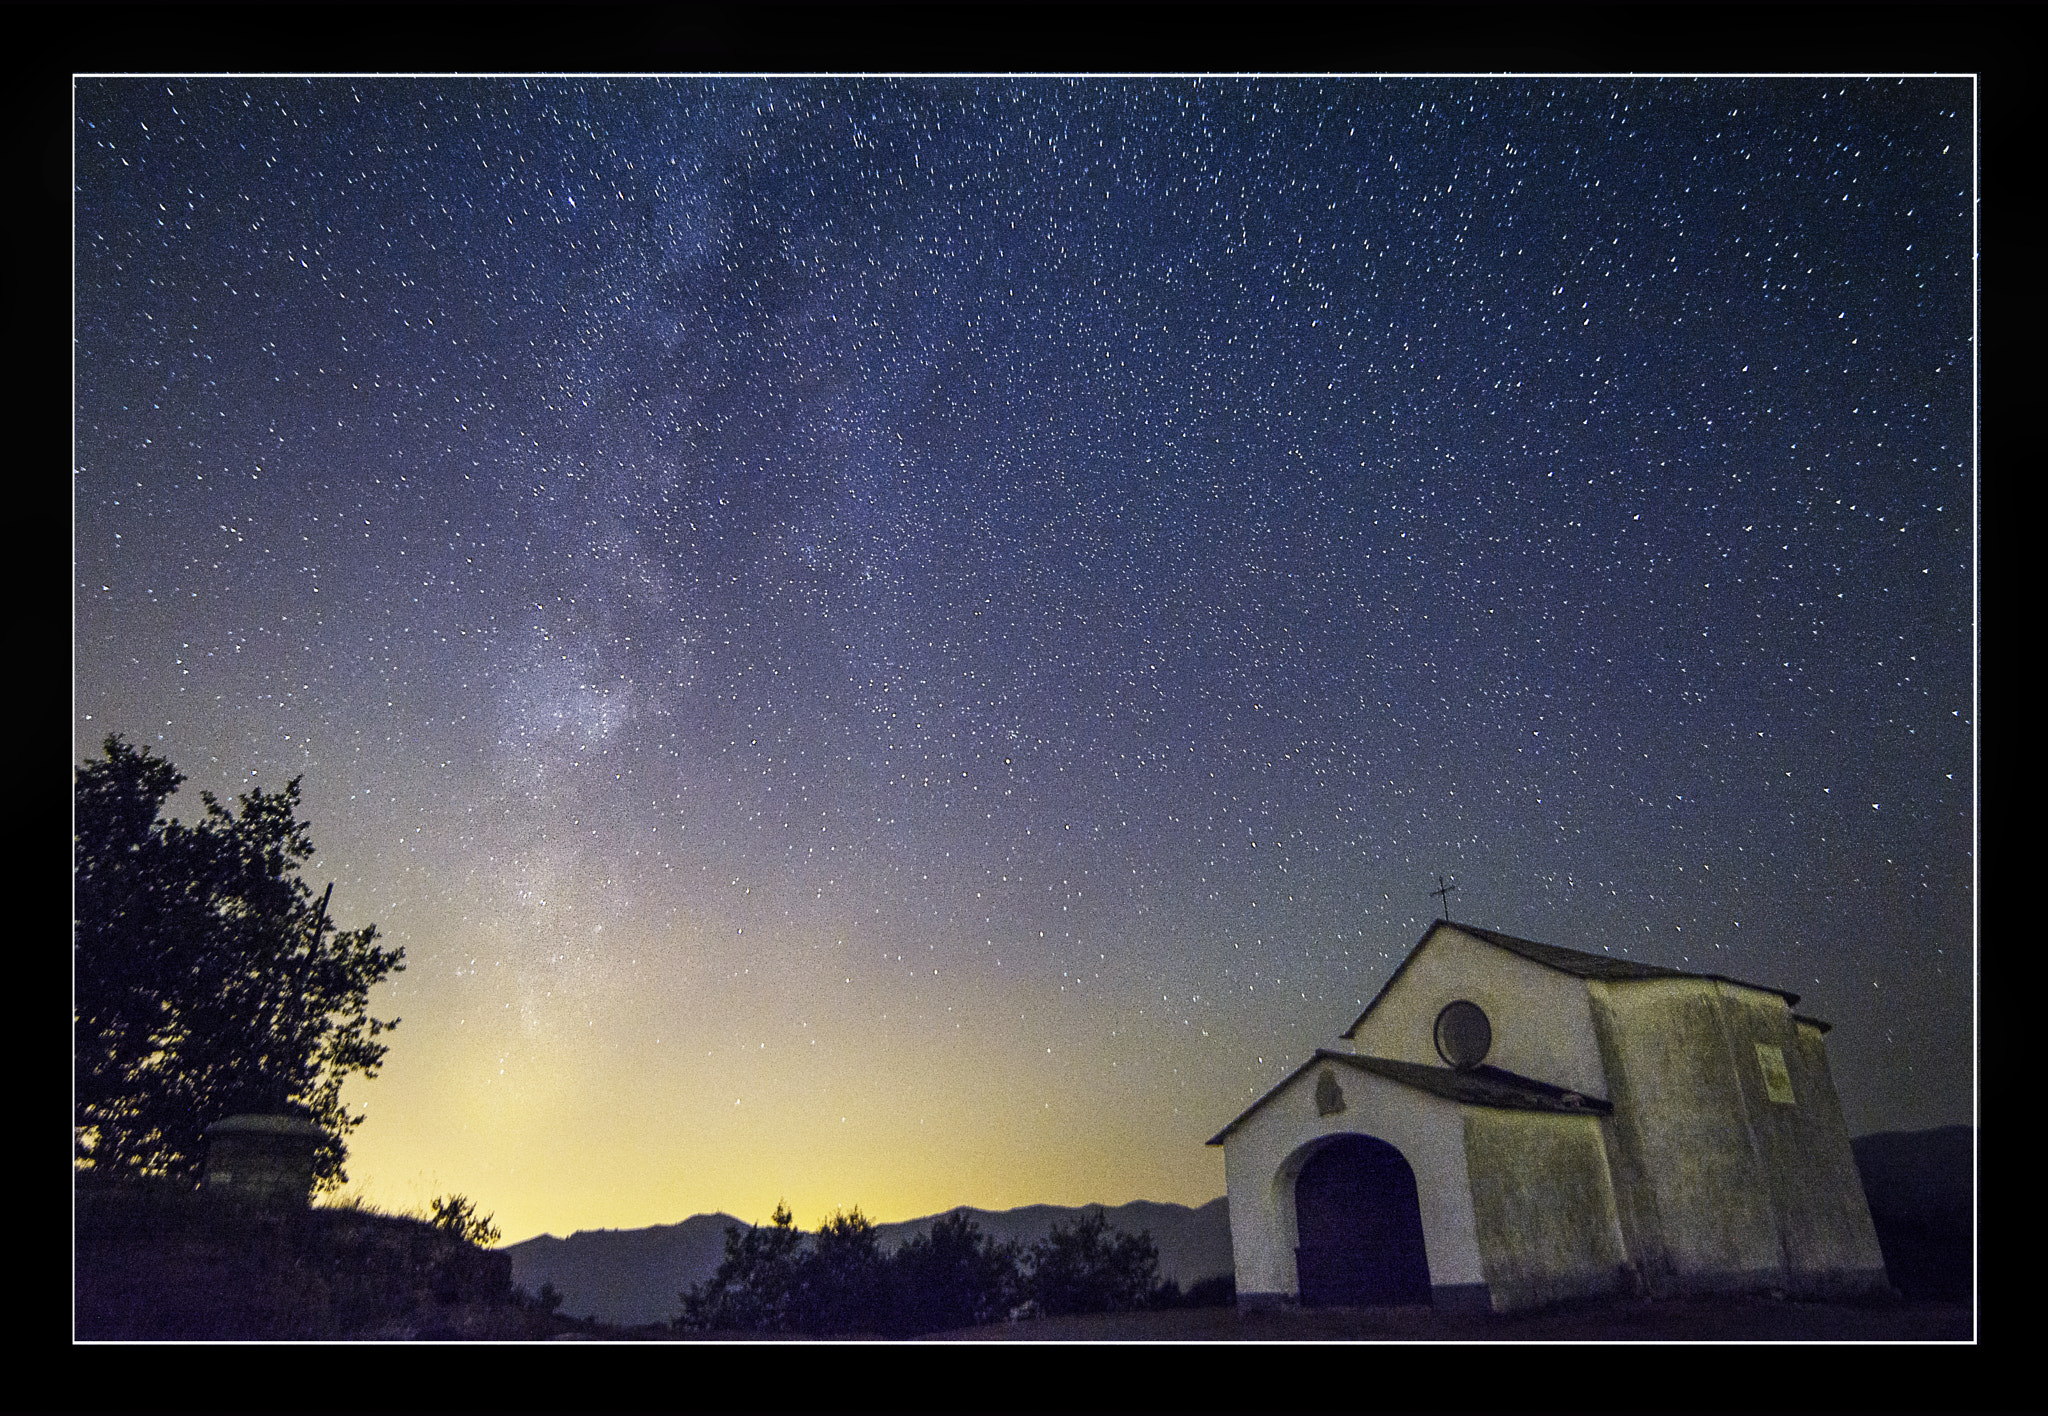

left=1207, top=920, right=1890, bottom=1313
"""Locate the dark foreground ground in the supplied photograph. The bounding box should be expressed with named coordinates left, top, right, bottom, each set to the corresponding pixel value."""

left=920, top=1294, right=1973, bottom=1342
left=81, top=1141, right=1973, bottom=1342
left=644, top=1294, right=1971, bottom=1343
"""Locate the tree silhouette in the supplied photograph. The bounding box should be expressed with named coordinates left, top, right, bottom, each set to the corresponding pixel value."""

left=796, top=1208, right=890, bottom=1336
left=677, top=1202, right=807, bottom=1333
left=1020, top=1208, right=1165, bottom=1316
left=678, top=1204, right=898, bottom=1335
left=74, top=735, right=405, bottom=1190
left=676, top=1202, right=1180, bottom=1334
left=888, top=1209, right=1021, bottom=1333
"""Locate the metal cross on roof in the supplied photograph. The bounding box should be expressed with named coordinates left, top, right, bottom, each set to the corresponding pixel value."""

left=1432, top=874, right=1457, bottom=920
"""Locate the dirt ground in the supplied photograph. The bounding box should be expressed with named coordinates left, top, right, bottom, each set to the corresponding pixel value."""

left=649, top=1294, right=1971, bottom=1342
left=916, top=1294, right=1974, bottom=1342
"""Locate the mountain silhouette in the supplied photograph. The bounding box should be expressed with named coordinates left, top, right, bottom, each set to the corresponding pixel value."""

left=504, top=1197, right=1232, bottom=1328
left=1850, top=1124, right=1973, bottom=1302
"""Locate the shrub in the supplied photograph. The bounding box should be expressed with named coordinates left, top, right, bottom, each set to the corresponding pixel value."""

left=677, top=1202, right=808, bottom=1333
left=888, top=1210, right=1021, bottom=1334
left=675, top=1203, right=1177, bottom=1335
left=1020, top=1209, right=1164, bottom=1317
left=429, top=1193, right=501, bottom=1248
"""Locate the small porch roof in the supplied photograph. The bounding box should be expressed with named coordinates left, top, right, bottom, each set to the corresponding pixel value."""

left=1207, top=1048, right=1613, bottom=1147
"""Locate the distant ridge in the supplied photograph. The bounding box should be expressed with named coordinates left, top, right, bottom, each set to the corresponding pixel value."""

left=501, top=1213, right=746, bottom=1330
left=503, top=1198, right=1231, bottom=1328
left=1850, top=1124, right=1973, bottom=1302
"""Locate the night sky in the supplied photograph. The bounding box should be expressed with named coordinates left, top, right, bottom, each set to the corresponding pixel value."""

left=74, top=77, right=1974, bottom=1245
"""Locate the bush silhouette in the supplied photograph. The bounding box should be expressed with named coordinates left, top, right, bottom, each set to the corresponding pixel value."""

left=429, top=1193, right=501, bottom=1249
left=677, top=1201, right=808, bottom=1333
left=798, top=1209, right=892, bottom=1336
left=887, top=1210, right=1021, bottom=1333
left=1019, top=1208, right=1165, bottom=1317
left=675, top=1203, right=1174, bottom=1335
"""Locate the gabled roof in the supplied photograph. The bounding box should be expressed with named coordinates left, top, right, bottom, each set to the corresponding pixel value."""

left=1206, top=1049, right=1613, bottom=1147
left=1339, top=919, right=1802, bottom=1039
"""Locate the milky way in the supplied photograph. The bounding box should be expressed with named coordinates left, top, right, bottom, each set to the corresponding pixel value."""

left=75, top=77, right=1974, bottom=1241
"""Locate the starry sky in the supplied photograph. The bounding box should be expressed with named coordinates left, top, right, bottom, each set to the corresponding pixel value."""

left=74, top=77, right=1974, bottom=1246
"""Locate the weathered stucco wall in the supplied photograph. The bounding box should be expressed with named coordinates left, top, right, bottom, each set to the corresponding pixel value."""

left=1463, top=1108, right=1631, bottom=1312
left=1588, top=977, right=1887, bottom=1296
left=1588, top=977, right=1785, bottom=1292
left=1349, top=927, right=1609, bottom=1099
left=1221, top=1061, right=1482, bottom=1303
left=1787, top=1018, right=1889, bottom=1288
left=1725, top=998, right=1889, bottom=1293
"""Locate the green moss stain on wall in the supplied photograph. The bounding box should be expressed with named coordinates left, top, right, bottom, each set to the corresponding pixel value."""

left=1587, top=986, right=1671, bottom=1292
left=1717, top=992, right=1888, bottom=1291
left=1587, top=980, right=1783, bottom=1289
left=1587, top=979, right=1889, bottom=1298
left=1463, top=1110, right=1629, bottom=1313
left=1788, top=1021, right=1887, bottom=1285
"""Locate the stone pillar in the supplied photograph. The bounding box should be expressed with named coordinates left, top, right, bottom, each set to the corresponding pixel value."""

left=200, top=1113, right=327, bottom=1207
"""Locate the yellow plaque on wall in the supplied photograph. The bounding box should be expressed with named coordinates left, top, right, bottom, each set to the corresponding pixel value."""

left=1754, top=1043, right=1796, bottom=1104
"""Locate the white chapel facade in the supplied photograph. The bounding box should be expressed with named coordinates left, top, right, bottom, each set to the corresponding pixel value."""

left=1208, top=920, right=1889, bottom=1313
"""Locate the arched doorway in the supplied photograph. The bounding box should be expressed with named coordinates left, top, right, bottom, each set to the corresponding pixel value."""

left=1294, top=1134, right=1432, bottom=1306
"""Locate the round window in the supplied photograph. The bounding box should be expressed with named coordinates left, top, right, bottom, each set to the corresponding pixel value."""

left=1434, top=1000, right=1492, bottom=1070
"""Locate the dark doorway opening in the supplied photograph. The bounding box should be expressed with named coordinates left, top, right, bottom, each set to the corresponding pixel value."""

left=1294, top=1133, right=1432, bottom=1306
